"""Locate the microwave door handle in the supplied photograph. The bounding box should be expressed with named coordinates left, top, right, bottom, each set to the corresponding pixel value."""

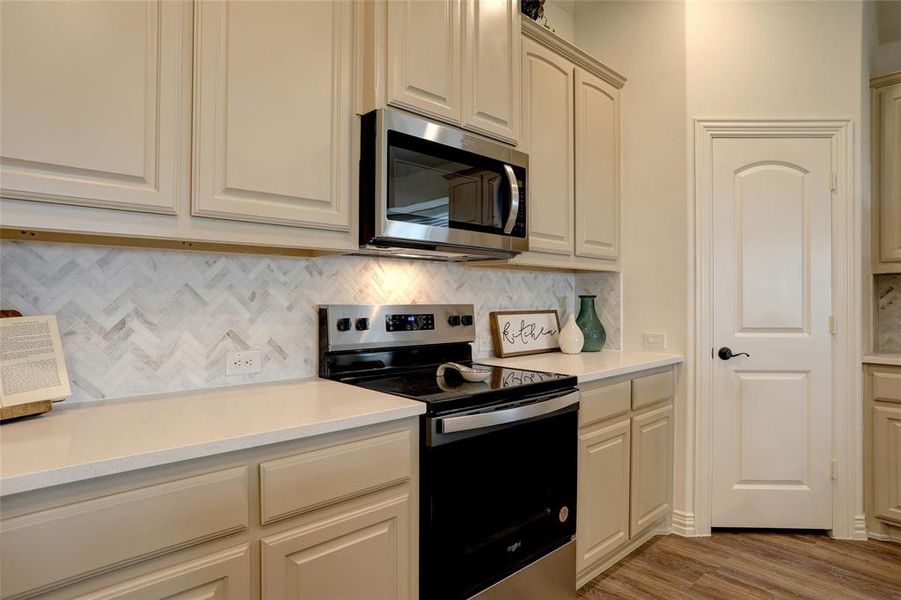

left=438, top=391, right=579, bottom=434
left=502, top=164, right=519, bottom=234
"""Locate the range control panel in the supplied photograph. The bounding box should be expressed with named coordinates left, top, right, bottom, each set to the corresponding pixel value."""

left=386, top=313, right=435, bottom=332
left=320, top=304, right=476, bottom=352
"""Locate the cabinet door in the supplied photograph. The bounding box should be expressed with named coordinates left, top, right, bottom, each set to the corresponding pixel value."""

left=0, top=0, right=186, bottom=214
left=193, top=0, right=353, bottom=230
left=874, top=404, right=901, bottom=524
left=577, top=418, right=630, bottom=574
left=387, top=0, right=461, bottom=123
left=462, top=0, right=520, bottom=143
left=878, top=82, right=901, bottom=263
left=630, top=403, right=673, bottom=537
left=81, top=545, right=251, bottom=600
left=262, top=489, right=412, bottom=599
left=521, top=38, right=575, bottom=255
left=574, top=68, right=621, bottom=261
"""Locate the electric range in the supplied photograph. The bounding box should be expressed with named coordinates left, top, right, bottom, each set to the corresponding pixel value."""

left=320, top=304, right=579, bottom=600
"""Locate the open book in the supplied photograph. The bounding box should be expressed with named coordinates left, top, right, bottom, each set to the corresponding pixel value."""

left=0, top=315, right=71, bottom=415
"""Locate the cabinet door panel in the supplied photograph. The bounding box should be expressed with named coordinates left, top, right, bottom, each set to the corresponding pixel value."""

left=574, top=69, right=621, bottom=261
left=81, top=545, right=251, bottom=600
left=521, top=39, right=574, bottom=255
left=0, top=0, right=185, bottom=213
left=630, top=403, right=673, bottom=536
left=577, top=418, right=630, bottom=573
left=879, top=82, right=901, bottom=262
left=193, top=0, right=352, bottom=229
left=387, top=0, right=461, bottom=123
left=262, top=490, right=412, bottom=599
left=874, top=404, right=901, bottom=524
left=462, top=0, right=520, bottom=143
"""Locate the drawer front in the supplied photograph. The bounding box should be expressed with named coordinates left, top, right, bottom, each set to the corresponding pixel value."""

left=873, top=369, right=901, bottom=404
left=260, top=429, right=412, bottom=525
left=1, top=467, right=248, bottom=598
left=632, top=369, right=675, bottom=411
left=579, top=381, right=631, bottom=427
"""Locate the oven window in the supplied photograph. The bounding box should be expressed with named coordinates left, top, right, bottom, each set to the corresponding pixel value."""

left=421, top=407, right=577, bottom=600
left=387, top=131, right=509, bottom=234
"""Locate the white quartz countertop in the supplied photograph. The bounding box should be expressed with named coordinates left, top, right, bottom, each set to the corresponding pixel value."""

left=0, top=378, right=425, bottom=497
left=478, top=350, right=683, bottom=383
left=862, top=354, right=901, bottom=366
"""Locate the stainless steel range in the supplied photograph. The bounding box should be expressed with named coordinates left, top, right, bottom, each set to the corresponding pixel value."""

left=319, top=304, right=579, bottom=600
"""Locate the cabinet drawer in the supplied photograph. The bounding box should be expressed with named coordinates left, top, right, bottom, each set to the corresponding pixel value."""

left=632, top=369, right=674, bottom=410
left=260, top=429, right=412, bottom=525
left=873, top=369, right=901, bottom=404
left=0, top=467, right=248, bottom=599
left=579, top=381, right=630, bottom=427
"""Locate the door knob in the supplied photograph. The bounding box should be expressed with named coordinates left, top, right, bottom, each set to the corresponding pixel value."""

left=718, top=347, right=750, bottom=360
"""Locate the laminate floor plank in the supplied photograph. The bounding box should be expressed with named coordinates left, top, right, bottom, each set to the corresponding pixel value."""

left=579, top=531, right=901, bottom=600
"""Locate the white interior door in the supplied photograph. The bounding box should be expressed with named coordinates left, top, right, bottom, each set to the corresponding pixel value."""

left=711, top=135, right=833, bottom=528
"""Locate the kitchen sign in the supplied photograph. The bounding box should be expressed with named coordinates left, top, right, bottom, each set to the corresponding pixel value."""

left=489, top=310, right=561, bottom=358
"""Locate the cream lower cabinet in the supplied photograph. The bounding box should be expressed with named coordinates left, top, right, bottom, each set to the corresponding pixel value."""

left=0, top=420, right=418, bottom=600
left=873, top=73, right=901, bottom=271
left=576, top=368, right=675, bottom=588
left=262, top=488, right=412, bottom=599
left=0, top=0, right=187, bottom=214
left=865, top=364, right=901, bottom=541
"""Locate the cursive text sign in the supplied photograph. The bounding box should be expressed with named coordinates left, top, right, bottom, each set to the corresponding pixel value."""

left=489, top=310, right=561, bottom=358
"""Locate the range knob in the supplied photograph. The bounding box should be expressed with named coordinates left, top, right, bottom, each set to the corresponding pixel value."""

left=447, top=315, right=461, bottom=327
left=336, top=318, right=351, bottom=332
left=460, top=315, right=473, bottom=327
left=355, top=318, right=370, bottom=331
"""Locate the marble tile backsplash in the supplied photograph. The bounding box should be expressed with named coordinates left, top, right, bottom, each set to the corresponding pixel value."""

left=0, top=242, right=621, bottom=402
left=876, top=274, right=901, bottom=353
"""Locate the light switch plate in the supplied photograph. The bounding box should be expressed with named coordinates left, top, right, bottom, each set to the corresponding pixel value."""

left=643, top=332, right=667, bottom=349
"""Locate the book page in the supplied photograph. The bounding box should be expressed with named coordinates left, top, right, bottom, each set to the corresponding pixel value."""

left=0, top=316, right=71, bottom=407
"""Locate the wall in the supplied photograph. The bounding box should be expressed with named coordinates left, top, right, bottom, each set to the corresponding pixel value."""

left=574, top=0, right=690, bottom=527
left=686, top=0, right=867, bottom=536
left=875, top=275, right=901, bottom=353
left=0, top=241, right=620, bottom=403
left=542, top=0, right=575, bottom=43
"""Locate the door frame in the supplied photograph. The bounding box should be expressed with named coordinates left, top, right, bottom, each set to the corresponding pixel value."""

left=690, top=120, right=863, bottom=539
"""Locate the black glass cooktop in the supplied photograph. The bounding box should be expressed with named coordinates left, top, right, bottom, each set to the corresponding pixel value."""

left=340, top=364, right=576, bottom=413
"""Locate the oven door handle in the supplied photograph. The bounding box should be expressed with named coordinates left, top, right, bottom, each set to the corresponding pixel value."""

left=438, top=390, right=579, bottom=434
left=502, top=164, right=520, bottom=235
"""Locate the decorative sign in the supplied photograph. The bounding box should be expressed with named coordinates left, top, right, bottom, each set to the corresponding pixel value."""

left=489, top=310, right=561, bottom=358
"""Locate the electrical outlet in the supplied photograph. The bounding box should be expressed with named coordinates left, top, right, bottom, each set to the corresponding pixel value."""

left=643, top=332, right=667, bottom=349
left=226, top=350, right=262, bottom=376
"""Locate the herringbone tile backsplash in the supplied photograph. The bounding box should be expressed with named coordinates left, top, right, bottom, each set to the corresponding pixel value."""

left=876, top=274, right=901, bottom=353
left=0, top=242, right=620, bottom=402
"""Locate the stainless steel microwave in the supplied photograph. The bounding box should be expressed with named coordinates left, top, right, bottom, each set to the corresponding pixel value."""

left=359, top=108, right=528, bottom=260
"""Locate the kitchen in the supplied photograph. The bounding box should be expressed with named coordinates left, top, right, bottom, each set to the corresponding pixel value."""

left=0, top=0, right=899, bottom=599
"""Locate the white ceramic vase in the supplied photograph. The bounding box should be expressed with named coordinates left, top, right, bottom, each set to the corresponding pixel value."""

left=558, top=314, right=584, bottom=354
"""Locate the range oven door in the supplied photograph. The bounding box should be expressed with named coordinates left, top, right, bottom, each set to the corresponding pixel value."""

left=360, top=108, right=528, bottom=257
left=420, top=390, right=578, bottom=600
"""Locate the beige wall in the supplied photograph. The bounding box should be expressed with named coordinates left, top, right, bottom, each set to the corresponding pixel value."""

left=543, top=0, right=575, bottom=44
left=574, top=0, right=690, bottom=520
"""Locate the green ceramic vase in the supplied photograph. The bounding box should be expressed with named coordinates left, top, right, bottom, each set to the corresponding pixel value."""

left=576, top=295, right=606, bottom=352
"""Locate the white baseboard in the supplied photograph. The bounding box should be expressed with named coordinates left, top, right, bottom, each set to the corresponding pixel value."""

left=670, top=510, right=696, bottom=537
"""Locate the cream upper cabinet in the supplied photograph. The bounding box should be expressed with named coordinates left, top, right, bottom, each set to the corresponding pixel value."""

left=0, top=0, right=187, bottom=214
left=874, top=77, right=901, bottom=268
left=193, top=0, right=353, bottom=230
left=462, top=0, right=521, bottom=143
left=574, top=68, right=621, bottom=261
left=520, top=37, right=575, bottom=255
left=873, top=404, right=901, bottom=525
left=577, top=417, right=630, bottom=574
left=262, top=488, right=413, bottom=599
left=386, top=0, right=462, bottom=124
left=630, top=402, right=674, bottom=537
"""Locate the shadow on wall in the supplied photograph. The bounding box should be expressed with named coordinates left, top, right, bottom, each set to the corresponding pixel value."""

left=0, top=242, right=621, bottom=402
